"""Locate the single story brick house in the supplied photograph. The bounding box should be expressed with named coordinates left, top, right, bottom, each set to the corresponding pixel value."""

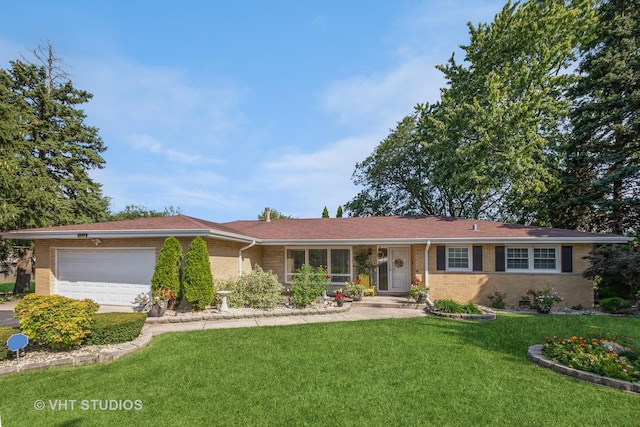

left=1, top=213, right=629, bottom=308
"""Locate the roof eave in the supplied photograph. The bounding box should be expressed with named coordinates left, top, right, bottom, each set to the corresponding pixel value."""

left=258, top=236, right=631, bottom=246
left=0, top=228, right=258, bottom=244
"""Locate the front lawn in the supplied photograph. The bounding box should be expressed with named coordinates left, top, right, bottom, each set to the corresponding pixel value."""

left=0, top=314, right=638, bottom=426
left=0, top=281, right=35, bottom=294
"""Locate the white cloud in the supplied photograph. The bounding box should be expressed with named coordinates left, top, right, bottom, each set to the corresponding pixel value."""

left=127, top=133, right=225, bottom=165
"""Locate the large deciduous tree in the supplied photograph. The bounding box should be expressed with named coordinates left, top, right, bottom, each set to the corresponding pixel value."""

left=346, top=0, right=596, bottom=225
left=560, top=0, right=640, bottom=234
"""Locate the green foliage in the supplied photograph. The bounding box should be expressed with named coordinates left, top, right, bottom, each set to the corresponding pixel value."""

left=583, top=244, right=640, bottom=299
left=217, top=266, right=283, bottom=309
left=561, top=0, right=640, bottom=234
left=343, top=280, right=365, bottom=299
left=407, top=284, right=429, bottom=303
left=14, top=294, right=99, bottom=349
left=335, top=206, right=343, bottom=218
left=0, top=326, right=20, bottom=361
left=108, top=205, right=181, bottom=221
left=487, top=288, right=507, bottom=309
left=289, top=264, right=328, bottom=308
left=322, top=206, right=329, bottom=218
left=599, top=297, right=633, bottom=314
left=433, top=299, right=481, bottom=314
left=151, top=236, right=183, bottom=303
left=0, top=44, right=110, bottom=233
left=183, top=236, right=213, bottom=311
left=544, top=333, right=640, bottom=382
left=84, top=312, right=146, bottom=345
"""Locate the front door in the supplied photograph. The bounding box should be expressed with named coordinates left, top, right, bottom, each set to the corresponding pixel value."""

left=389, top=247, right=410, bottom=291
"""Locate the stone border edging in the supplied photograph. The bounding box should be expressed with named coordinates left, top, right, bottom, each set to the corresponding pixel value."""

left=0, top=327, right=154, bottom=376
left=527, top=344, right=640, bottom=394
left=427, top=308, right=496, bottom=321
left=144, top=304, right=352, bottom=324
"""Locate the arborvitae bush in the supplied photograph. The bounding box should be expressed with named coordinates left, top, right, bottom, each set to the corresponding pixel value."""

left=14, top=294, right=99, bottom=349
left=151, top=236, right=183, bottom=302
left=84, top=312, right=147, bottom=345
left=183, top=236, right=213, bottom=311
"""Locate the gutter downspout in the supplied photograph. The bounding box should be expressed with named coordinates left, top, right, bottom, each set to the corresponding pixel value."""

left=425, top=241, right=433, bottom=306
left=238, top=240, right=257, bottom=276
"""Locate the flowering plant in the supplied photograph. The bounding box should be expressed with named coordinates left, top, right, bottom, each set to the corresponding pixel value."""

left=343, top=279, right=365, bottom=298
left=132, top=292, right=165, bottom=312
left=334, top=290, right=345, bottom=303
left=153, top=287, right=176, bottom=301
left=527, top=287, right=563, bottom=313
left=544, top=333, right=639, bottom=382
left=407, top=279, right=429, bottom=303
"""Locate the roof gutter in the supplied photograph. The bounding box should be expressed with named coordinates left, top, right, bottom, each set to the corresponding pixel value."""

left=238, top=240, right=257, bottom=276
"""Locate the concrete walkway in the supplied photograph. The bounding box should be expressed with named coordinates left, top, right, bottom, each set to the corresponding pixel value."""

left=0, top=297, right=428, bottom=332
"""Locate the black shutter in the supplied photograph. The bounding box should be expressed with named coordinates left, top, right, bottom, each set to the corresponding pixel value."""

left=495, top=246, right=505, bottom=272
left=561, top=246, right=573, bottom=273
left=473, top=246, right=483, bottom=271
left=436, top=246, right=446, bottom=270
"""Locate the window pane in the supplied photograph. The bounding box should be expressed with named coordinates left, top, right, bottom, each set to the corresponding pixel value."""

left=286, top=249, right=305, bottom=279
left=309, top=249, right=327, bottom=268
left=534, top=248, right=556, bottom=270
left=447, top=247, right=469, bottom=269
left=507, top=248, right=529, bottom=269
left=330, top=249, right=350, bottom=283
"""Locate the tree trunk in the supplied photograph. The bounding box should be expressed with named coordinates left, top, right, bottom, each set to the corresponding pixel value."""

left=13, top=248, right=33, bottom=295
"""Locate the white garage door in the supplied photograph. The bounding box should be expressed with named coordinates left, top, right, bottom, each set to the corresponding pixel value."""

left=56, top=249, right=156, bottom=306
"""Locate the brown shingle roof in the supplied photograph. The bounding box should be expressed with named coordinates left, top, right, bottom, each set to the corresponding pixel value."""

left=1, top=214, right=628, bottom=243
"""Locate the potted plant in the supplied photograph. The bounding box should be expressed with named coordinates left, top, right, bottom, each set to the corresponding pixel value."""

left=407, top=279, right=429, bottom=303
left=334, top=289, right=346, bottom=307
left=133, top=288, right=173, bottom=317
left=343, top=279, right=365, bottom=301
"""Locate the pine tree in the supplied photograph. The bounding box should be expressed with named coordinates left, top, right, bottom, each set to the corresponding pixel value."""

left=563, top=0, right=640, bottom=234
left=0, top=43, right=109, bottom=232
left=322, top=206, right=329, bottom=218
left=336, top=206, right=343, bottom=218
left=183, top=237, right=213, bottom=311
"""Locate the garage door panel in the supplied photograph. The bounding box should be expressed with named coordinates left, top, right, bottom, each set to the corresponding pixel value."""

left=57, top=249, right=155, bottom=306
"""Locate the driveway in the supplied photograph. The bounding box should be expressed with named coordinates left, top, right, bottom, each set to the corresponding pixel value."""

left=0, top=299, right=19, bottom=327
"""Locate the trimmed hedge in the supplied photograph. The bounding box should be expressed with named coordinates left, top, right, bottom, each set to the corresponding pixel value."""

left=14, top=294, right=99, bottom=349
left=599, top=297, right=633, bottom=314
left=0, top=326, right=20, bottom=361
left=85, top=312, right=146, bottom=346
left=151, top=236, right=183, bottom=304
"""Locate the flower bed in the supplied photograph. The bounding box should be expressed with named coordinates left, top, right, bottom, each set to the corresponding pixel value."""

left=543, top=333, right=639, bottom=382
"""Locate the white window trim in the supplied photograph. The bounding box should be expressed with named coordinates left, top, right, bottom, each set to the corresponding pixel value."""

left=446, top=245, right=472, bottom=272
left=285, top=247, right=352, bottom=284
left=505, top=245, right=560, bottom=273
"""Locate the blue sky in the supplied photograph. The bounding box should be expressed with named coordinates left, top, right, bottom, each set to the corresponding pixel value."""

left=0, top=1, right=505, bottom=222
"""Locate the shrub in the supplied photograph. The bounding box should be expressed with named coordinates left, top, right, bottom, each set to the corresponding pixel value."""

left=14, top=294, right=99, bottom=349
left=151, top=236, right=183, bottom=305
left=527, top=287, right=563, bottom=313
left=544, top=333, right=640, bottom=382
left=84, top=312, right=147, bottom=345
left=183, top=236, right=213, bottom=311
left=599, top=297, right=633, bottom=314
left=218, top=266, right=283, bottom=309
left=433, top=299, right=482, bottom=314
left=289, top=264, right=329, bottom=308
left=487, top=288, right=507, bottom=309
left=0, top=326, right=20, bottom=361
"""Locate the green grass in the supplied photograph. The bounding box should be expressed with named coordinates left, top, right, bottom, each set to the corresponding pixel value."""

left=0, top=314, right=638, bottom=426
left=0, top=281, right=35, bottom=294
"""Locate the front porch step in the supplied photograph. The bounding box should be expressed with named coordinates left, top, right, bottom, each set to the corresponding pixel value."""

left=352, top=296, right=426, bottom=309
